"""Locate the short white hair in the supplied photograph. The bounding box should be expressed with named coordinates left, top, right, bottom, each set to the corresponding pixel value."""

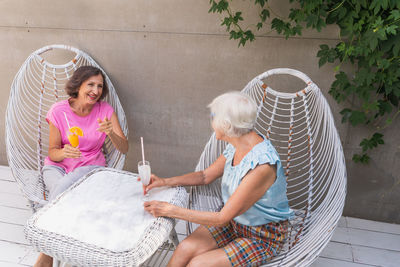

left=208, top=91, right=257, bottom=137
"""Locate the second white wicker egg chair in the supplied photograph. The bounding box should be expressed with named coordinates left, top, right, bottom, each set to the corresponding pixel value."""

left=189, top=68, right=347, bottom=266
left=146, top=68, right=347, bottom=267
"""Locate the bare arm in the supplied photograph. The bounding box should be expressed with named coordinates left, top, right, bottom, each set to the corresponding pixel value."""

left=144, top=154, right=226, bottom=192
left=48, top=122, right=81, bottom=162
left=97, top=112, right=129, bottom=154
left=144, top=163, right=277, bottom=227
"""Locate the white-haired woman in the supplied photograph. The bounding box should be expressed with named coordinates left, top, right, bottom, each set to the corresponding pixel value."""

left=144, top=91, right=293, bottom=267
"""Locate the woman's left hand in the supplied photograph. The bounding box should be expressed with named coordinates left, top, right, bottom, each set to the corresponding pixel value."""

left=143, top=201, right=174, bottom=217
left=97, top=117, right=113, bottom=136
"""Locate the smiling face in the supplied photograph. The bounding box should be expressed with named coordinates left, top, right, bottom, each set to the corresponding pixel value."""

left=77, top=74, right=104, bottom=105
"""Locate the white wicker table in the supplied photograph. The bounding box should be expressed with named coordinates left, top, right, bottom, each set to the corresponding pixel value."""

left=25, top=168, right=187, bottom=267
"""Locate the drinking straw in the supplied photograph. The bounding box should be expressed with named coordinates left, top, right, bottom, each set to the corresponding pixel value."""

left=63, top=112, right=71, bottom=129
left=140, top=137, right=145, bottom=162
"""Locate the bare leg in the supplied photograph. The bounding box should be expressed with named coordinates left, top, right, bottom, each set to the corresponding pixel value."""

left=188, top=248, right=231, bottom=267
left=33, top=253, right=53, bottom=267
left=167, top=225, right=218, bottom=267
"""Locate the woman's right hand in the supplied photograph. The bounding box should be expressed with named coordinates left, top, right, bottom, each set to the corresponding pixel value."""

left=144, top=174, right=166, bottom=193
left=62, top=144, right=81, bottom=159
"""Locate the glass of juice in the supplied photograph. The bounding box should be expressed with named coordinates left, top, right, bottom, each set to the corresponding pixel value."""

left=67, top=131, right=79, bottom=147
left=138, top=160, right=151, bottom=199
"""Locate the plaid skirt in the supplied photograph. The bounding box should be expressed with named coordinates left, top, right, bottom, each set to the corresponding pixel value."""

left=206, top=220, right=288, bottom=267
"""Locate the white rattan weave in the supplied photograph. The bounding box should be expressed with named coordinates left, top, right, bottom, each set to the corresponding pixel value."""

left=184, top=68, right=347, bottom=266
left=5, top=44, right=128, bottom=207
left=25, top=168, right=188, bottom=267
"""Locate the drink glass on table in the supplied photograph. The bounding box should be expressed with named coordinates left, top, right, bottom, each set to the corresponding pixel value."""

left=138, top=160, right=151, bottom=199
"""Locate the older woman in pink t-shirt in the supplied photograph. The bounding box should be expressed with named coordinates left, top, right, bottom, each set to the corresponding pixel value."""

left=34, top=66, right=128, bottom=267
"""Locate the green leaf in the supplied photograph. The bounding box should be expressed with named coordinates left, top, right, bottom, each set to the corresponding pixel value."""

left=340, top=108, right=352, bottom=123
left=369, top=35, right=379, bottom=51
left=317, top=44, right=337, bottom=67
left=221, top=17, right=232, bottom=30
left=244, top=30, right=255, bottom=42
left=385, top=84, right=393, bottom=95
left=239, top=38, right=247, bottom=47
left=394, top=42, right=400, bottom=56
left=359, top=133, right=384, bottom=152
left=260, top=9, right=270, bottom=22
left=371, top=0, right=383, bottom=15
left=354, top=68, right=373, bottom=86
left=377, top=100, right=393, bottom=116
left=233, top=12, right=243, bottom=23
left=362, top=101, right=379, bottom=113
left=271, top=18, right=295, bottom=38
left=208, top=1, right=217, bottom=13
left=306, top=14, right=319, bottom=28
left=376, top=28, right=387, bottom=41
left=271, top=18, right=285, bottom=34
left=330, top=72, right=351, bottom=103
left=388, top=9, right=400, bottom=20
left=337, top=42, right=346, bottom=52
left=229, top=30, right=238, bottom=40
left=289, top=8, right=304, bottom=22
left=353, top=153, right=370, bottom=164
left=338, top=7, right=347, bottom=20
left=377, top=59, right=390, bottom=69
left=386, top=25, right=398, bottom=35
left=349, top=110, right=367, bottom=126
left=255, top=0, right=266, bottom=8
left=382, top=0, right=389, bottom=9
left=388, top=92, right=399, bottom=106
left=392, top=83, right=400, bottom=97
left=292, top=24, right=302, bottom=36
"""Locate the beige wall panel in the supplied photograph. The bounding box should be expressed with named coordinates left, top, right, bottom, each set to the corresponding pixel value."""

left=0, top=27, right=341, bottom=176
left=0, top=0, right=339, bottom=39
left=343, top=120, right=400, bottom=223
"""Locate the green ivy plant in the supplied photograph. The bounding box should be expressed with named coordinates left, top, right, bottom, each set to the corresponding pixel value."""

left=209, top=0, right=400, bottom=164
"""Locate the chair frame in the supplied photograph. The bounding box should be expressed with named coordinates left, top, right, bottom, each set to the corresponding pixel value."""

left=186, top=68, right=347, bottom=266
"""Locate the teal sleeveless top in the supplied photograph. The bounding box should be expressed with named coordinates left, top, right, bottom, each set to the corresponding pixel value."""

left=221, top=136, right=293, bottom=226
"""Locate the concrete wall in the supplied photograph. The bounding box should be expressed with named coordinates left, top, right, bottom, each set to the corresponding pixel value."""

left=0, top=0, right=399, bottom=223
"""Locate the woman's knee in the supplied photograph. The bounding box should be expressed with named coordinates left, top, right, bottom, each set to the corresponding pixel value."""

left=187, top=255, right=208, bottom=267
left=175, top=239, right=198, bottom=257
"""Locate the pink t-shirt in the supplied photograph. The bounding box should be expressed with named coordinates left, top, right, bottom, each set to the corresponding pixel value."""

left=45, top=99, right=114, bottom=173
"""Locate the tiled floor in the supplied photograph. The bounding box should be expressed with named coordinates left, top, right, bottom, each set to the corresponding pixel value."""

left=0, top=165, right=399, bottom=267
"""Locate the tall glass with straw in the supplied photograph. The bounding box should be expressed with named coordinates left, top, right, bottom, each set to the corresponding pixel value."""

left=64, top=112, right=79, bottom=148
left=138, top=137, right=151, bottom=199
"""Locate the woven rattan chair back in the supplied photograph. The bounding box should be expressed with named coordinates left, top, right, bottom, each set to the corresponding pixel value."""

left=6, top=45, right=128, bottom=208
left=188, top=68, right=347, bottom=266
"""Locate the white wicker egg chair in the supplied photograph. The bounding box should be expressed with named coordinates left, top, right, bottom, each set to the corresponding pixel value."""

left=185, top=68, right=347, bottom=266
left=6, top=44, right=128, bottom=210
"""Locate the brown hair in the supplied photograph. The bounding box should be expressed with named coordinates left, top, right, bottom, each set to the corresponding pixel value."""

left=65, top=66, right=109, bottom=100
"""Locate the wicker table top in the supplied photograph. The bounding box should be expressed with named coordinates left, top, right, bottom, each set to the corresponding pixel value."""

left=25, top=168, right=187, bottom=267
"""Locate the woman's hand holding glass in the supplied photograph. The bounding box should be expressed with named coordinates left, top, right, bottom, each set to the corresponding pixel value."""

left=143, top=174, right=166, bottom=195
left=63, top=127, right=82, bottom=159
left=62, top=144, right=81, bottom=159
